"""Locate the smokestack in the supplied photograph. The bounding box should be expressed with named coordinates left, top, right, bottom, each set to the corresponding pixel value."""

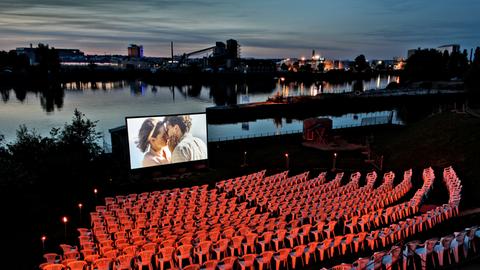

left=171, top=41, right=174, bottom=62
left=470, top=48, right=474, bottom=63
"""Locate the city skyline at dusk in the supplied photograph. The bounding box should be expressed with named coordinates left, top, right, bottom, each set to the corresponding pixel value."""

left=1, top=0, right=480, bottom=59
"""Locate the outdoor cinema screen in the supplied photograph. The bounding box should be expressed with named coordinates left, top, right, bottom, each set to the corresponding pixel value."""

left=126, top=113, right=208, bottom=170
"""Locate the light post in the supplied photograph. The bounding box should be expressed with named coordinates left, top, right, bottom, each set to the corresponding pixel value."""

left=62, top=216, right=68, bottom=242
left=332, top=152, right=337, bottom=172
left=242, top=151, right=247, bottom=167
left=41, top=235, right=46, bottom=251
left=93, top=188, right=98, bottom=204
left=78, top=203, right=83, bottom=224
left=285, top=153, right=289, bottom=170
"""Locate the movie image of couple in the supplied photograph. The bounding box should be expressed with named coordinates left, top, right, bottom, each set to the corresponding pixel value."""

left=127, top=114, right=208, bottom=169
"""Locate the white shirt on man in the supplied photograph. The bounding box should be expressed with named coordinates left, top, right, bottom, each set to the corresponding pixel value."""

left=171, top=132, right=208, bottom=163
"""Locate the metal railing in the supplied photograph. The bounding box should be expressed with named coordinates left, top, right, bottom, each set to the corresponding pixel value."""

left=208, top=129, right=302, bottom=142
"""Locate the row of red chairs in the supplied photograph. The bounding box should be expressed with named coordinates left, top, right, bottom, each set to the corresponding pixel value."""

left=40, top=167, right=459, bottom=270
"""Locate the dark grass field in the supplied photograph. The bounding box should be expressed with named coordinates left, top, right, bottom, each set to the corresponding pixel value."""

left=372, top=111, right=480, bottom=210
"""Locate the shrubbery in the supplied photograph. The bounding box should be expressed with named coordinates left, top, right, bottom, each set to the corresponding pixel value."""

left=0, top=109, right=102, bottom=187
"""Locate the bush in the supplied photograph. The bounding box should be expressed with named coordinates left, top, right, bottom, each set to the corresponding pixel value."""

left=0, top=109, right=102, bottom=187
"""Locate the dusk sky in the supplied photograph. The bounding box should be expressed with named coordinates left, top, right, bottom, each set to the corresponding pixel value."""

left=1, top=0, right=479, bottom=59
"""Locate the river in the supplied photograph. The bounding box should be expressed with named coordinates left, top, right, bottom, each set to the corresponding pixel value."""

left=0, top=75, right=400, bottom=146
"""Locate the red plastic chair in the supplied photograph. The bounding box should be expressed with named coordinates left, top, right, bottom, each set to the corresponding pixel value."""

left=202, top=259, right=219, bottom=270
left=258, top=231, right=274, bottom=253
left=289, top=245, right=306, bottom=269
left=176, top=244, right=194, bottom=269
left=103, top=249, right=118, bottom=259
left=298, top=224, right=312, bottom=245
left=122, top=245, right=138, bottom=256
left=256, top=251, right=274, bottom=270
left=218, top=256, right=237, bottom=270
left=317, top=238, right=332, bottom=261
left=43, top=253, right=62, bottom=264
left=238, top=254, right=257, bottom=270
left=272, top=229, right=287, bottom=251
left=213, top=239, right=230, bottom=260
left=93, top=258, right=112, bottom=270
left=310, top=221, right=325, bottom=242
left=156, top=247, right=175, bottom=270
left=229, top=236, right=244, bottom=256
left=304, top=241, right=318, bottom=265
left=42, top=264, right=65, bottom=270
left=194, top=241, right=212, bottom=265
left=114, top=255, right=134, bottom=270
left=273, top=248, right=291, bottom=270
left=137, top=250, right=155, bottom=270
left=63, top=249, right=80, bottom=260
left=60, top=244, right=78, bottom=254
left=66, top=260, right=87, bottom=270
left=142, top=242, right=157, bottom=252
left=243, top=233, right=258, bottom=254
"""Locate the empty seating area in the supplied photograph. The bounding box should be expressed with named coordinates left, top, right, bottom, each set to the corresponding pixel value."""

left=39, top=166, right=466, bottom=269
left=324, top=166, right=468, bottom=270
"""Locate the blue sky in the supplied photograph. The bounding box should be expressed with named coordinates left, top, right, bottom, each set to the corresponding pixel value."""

left=0, top=0, right=479, bottom=59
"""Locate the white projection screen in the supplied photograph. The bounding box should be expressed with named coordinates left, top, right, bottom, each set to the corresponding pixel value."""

left=126, top=113, right=208, bottom=170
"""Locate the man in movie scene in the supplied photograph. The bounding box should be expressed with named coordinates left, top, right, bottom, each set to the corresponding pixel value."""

left=164, top=115, right=208, bottom=163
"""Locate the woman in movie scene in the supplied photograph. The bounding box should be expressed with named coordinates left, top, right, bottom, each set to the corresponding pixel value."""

left=136, top=118, right=171, bottom=167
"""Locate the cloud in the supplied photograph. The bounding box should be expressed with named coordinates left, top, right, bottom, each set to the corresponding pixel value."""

left=0, top=0, right=479, bottom=58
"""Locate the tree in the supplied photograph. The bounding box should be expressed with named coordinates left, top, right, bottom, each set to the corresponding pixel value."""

left=0, top=50, right=30, bottom=71
left=403, top=49, right=447, bottom=81
left=0, top=110, right=103, bottom=186
left=6, top=125, right=57, bottom=185
left=299, top=64, right=312, bottom=73
left=280, top=63, right=289, bottom=71
left=354, top=54, right=369, bottom=72
left=447, top=50, right=469, bottom=78
left=35, top=43, right=61, bottom=76
left=317, top=62, right=325, bottom=73
left=54, top=109, right=102, bottom=158
left=466, top=47, right=480, bottom=92
left=474, top=47, right=480, bottom=66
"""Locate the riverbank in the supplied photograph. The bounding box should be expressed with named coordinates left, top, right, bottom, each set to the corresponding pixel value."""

left=207, top=88, right=467, bottom=124
left=1, top=67, right=400, bottom=85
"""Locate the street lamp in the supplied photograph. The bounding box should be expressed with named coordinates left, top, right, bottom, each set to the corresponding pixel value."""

left=332, top=152, right=337, bottom=171
left=93, top=188, right=98, bottom=204
left=62, top=216, right=68, bottom=242
left=41, top=235, right=46, bottom=251
left=285, top=153, right=289, bottom=170
left=243, top=151, right=247, bottom=167
left=78, top=203, right=83, bottom=224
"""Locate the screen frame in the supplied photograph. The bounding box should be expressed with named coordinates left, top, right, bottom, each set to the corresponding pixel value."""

left=125, top=111, right=209, bottom=171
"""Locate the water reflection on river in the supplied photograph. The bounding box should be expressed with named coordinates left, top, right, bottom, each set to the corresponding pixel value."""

left=0, top=75, right=399, bottom=144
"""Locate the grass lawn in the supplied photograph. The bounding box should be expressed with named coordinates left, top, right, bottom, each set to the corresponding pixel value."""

left=373, top=111, right=480, bottom=209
